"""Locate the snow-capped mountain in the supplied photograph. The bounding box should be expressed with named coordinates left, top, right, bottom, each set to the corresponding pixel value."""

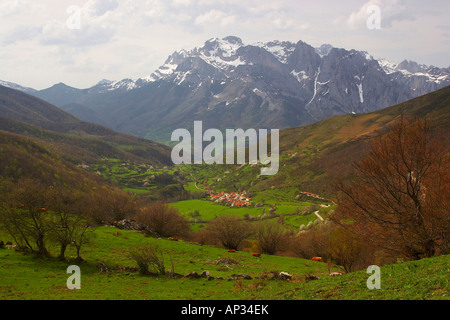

left=0, top=80, right=37, bottom=94
left=3, top=36, right=449, bottom=142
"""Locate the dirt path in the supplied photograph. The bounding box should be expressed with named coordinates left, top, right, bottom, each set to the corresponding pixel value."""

left=314, top=211, right=324, bottom=221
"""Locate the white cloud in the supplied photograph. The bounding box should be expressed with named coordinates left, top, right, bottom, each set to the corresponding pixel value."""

left=2, top=25, right=42, bottom=45
left=40, top=20, right=115, bottom=47
left=0, top=0, right=27, bottom=17
left=0, top=0, right=448, bottom=89
left=194, top=9, right=231, bottom=26
left=172, top=0, right=192, bottom=7
left=86, top=0, right=119, bottom=17
left=142, top=0, right=167, bottom=18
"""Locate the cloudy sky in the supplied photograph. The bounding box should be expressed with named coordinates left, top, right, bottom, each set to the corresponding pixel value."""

left=1, top=0, right=449, bottom=90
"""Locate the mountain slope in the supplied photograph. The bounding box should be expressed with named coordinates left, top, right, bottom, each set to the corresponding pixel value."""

left=188, top=85, right=450, bottom=197
left=270, top=84, right=450, bottom=195
left=25, top=37, right=449, bottom=143
left=0, top=85, right=172, bottom=166
left=0, top=85, right=79, bottom=129
left=0, top=130, right=106, bottom=187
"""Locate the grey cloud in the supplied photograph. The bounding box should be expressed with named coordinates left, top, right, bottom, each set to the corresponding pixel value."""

left=89, top=0, right=119, bottom=17
left=2, top=25, right=43, bottom=45
left=40, top=23, right=115, bottom=48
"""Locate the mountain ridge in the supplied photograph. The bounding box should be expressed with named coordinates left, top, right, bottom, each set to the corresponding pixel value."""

left=192, top=85, right=450, bottom=197
left=3, top=37, right=449, bottom=143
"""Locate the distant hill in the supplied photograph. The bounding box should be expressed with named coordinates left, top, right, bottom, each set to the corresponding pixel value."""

left=0, top=85, right=172, bottom=166
left=0, top=130, right=106, bottom=189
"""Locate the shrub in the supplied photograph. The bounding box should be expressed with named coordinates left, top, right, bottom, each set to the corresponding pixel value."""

left=129, top=244, right=166, bottom=275
left=326, top=228, right=376, bottom=273
left=255, top=221, right=287, bottom=255
left=289, top=222, right=335, bottom=259
left=203, top=216, right=253, bottom=250
left=135, top=202, right=190, bottom=238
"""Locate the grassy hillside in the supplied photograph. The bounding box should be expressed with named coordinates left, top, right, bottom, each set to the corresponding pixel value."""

left=189, top=85, right=450, bottom=199
left=270, top=85, right=450, bottom=195
left=0, top=226, right=447, bottom=300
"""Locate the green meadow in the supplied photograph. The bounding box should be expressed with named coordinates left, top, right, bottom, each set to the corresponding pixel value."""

left=0, top=227, right=448, bottom=300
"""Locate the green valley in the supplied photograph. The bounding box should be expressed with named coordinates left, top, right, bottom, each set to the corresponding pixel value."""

left=0, top=85, right=448, bottom=302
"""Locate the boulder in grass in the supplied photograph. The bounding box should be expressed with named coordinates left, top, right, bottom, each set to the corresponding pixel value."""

left=185, top=272, right=202, bottom=279
left=278, top=272, right=292, bottom=281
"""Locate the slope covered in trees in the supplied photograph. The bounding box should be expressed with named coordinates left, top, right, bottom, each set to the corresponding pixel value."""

left=0, top=85, right=172, bottom=166
left=0, top=131, right=139, bottom=258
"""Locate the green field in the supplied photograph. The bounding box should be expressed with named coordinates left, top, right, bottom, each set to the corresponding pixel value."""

left=0, top=227, right=448, bottom=300
left=86, top=158, right=177, bottom=195
left=170, top=199, right=329, bottom=232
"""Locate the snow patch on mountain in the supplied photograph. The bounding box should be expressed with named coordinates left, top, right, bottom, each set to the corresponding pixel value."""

left=256, top=41, right=296, bottom=64
left=0, top=80, right=37, bottom=93
left=357, top=83, right=364, bottom=103
left=378, top=57, right=397, bottom=74
left=291, top=70, right=309, bottom=83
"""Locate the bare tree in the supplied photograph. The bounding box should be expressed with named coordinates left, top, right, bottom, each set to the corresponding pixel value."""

left=332, top=117, right=449, bottom=260
left=47, top=186, right=95, bottom=261
left=0, top=179, right=52, bottom=257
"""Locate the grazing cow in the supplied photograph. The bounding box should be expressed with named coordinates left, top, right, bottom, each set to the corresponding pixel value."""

left=312, top=257, right=323, bottom=262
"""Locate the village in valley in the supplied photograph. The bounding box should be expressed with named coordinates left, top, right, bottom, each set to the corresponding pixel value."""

left=196, top=181, right=331, bottom=209
left=210, top=190, right=259, bottom=208
left=195, top=181, right=259, bottom=208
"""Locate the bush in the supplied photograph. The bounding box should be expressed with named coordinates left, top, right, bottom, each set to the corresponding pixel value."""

left=255, top=221, right=287, bottom=255
left=289, top=222, right=335, bottom=260
left=326, top=228, right=376, bottom=273
left=202, top=216, right=253, bottom=250
left=129, top=244, right=166, bottom=275
left=289, top=222, right=380, bottom=272
left=134, top=202, right=190, bottom=238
